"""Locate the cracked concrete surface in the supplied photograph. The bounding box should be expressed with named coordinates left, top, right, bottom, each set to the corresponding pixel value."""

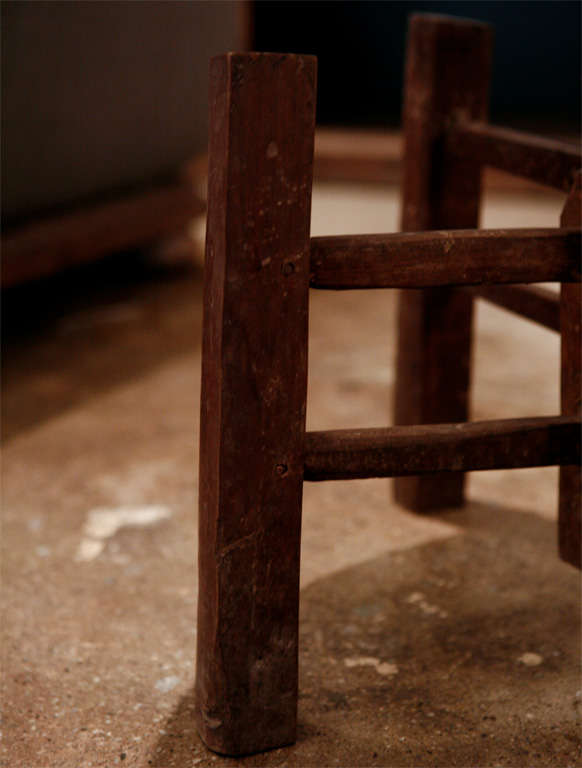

left=2, top=182, right=580, bottom=767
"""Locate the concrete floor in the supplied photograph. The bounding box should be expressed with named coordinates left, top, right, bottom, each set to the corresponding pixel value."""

left=2, top=182, right=580, bottom=767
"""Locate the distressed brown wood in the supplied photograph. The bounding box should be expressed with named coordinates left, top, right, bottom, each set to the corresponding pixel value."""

left=394, top=14, right=493, bottom=511
left=305, top=416, right=581, bottom=482
left=559, top=172, right=582, bottom=568
left=195, top=53, right=316, bottom=755
left=448, top=121, right=582, bottom=192
left=195, top=15, right=582, bottom=757
left=310, top=228, right=580, bottom=289
left=1, top=179, right=204, bottom=287
left=470, top=285, right=560, bottom=332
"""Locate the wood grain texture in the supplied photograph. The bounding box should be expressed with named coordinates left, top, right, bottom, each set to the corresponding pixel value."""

left=394, top=14, right=493, bottom=511
left=310, top=228, right=580, bottom=289
left=559, top=172, right=582, bottom=568
left=470, top=284, right=560, bottom=332
left=1, top=180, right=203, bottom=286
left=448, top=121, right=582, bottom=192
left=195, top=53, right=316, bottom=755
left=305, top=416, right=581, bottom=482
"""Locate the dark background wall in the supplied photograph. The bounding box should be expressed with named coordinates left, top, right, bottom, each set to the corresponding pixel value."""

left=254, top=0, right=581, bottom=130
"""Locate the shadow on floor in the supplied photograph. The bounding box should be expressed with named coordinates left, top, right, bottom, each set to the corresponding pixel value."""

left=150, top=501, right=581, bottom=767
left=2, top=248, right=203, bottom=442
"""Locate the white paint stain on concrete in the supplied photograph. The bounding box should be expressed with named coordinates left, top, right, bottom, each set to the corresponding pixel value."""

left=406, top=591, right=448, bottom=619
left=344, top=657, right=399, bottom=676
left=28, top=517, right=43, bottom=533
left=155, top=675, right=181, bottom=693
left=35, top=545, right=51, bottom=558
left=76, top=539, right=104, bottom=561
left=518, top=652, right=543, bottom=667
left=75, top=505, right=172, bottom=561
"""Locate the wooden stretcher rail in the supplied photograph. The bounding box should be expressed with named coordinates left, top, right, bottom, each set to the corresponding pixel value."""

left=304, top=416, right=581, bottom=482
left=447, top=121, right=582, bottom=192
left=469, top=284, right=560, bottom=332
left=309, top=228, right=581, bottom=289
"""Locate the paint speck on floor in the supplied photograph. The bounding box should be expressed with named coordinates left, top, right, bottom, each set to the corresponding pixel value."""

left=77, top=539, right=105, bottom=561
left=35, top=545, right=51, bottom=557
left=517, top=652, right=543, bottom=666
left=344, top=657, right=399, bottom=676
left=27, top=517, right=43, bottom=533
left=154, top=676, right=180, bottom=694
left=75, top=505, right=172, bottom=561
left=405, top=591, right=448, bottom=618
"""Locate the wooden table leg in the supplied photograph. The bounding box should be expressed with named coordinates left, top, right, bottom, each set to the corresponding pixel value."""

left=394, top=14, right=493, bottom=511
left=559, top=171, right=581, bottom=568
left=195, top=53, right=316, bottom=755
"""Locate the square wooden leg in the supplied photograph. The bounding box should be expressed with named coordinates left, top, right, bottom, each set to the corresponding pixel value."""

left=195, top=53, right=316, bottom=755
left=394, top=15, right=492, bottom=511
left=559, top=173, right=581, bottom=568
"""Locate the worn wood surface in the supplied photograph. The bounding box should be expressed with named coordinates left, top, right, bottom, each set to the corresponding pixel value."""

left=1, top=180, right=203, bottom=286
left=470, top=284, right=560, bottom=332
left=448, top=121, right=582, bottom=193
left=304, top=416, right=581, bottom=482
left=559, top=172, right=582, bottom=568
left=195, top=53, right=316, bottom=755
left=310, top=228, right=580, bottom=289
left=394, top=14, right=493, bottom=511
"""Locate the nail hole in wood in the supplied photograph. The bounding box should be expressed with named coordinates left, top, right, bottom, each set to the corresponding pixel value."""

left=282, top=261, right=295, bottom=276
